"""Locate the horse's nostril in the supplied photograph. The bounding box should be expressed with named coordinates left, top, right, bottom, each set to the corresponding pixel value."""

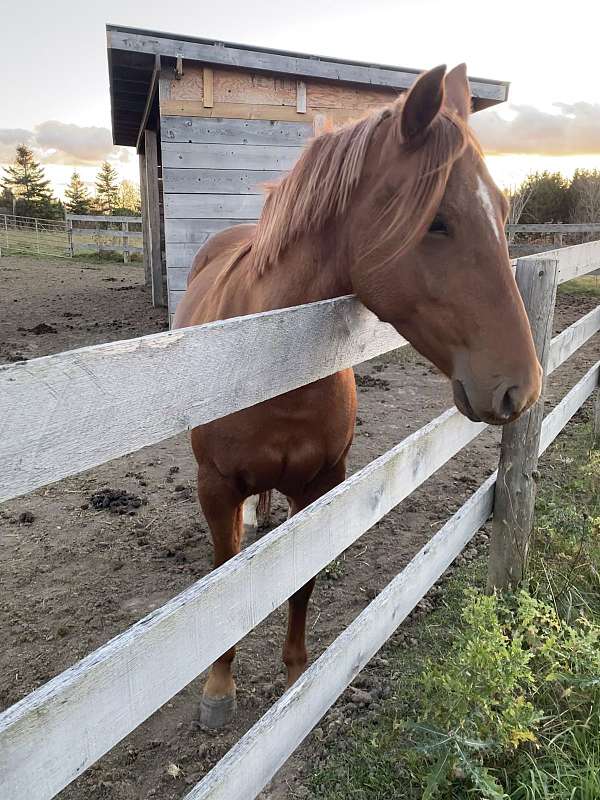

left=500, top=387, right=517, bottom=419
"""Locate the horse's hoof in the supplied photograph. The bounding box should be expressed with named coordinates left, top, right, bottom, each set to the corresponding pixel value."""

left=199, top=694, right=237, bottom=729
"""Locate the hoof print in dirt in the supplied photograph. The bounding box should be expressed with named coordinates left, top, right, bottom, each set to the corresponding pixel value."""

left=89, top=488, right=144, bottom=515
left=18, top=511, right=35, bottom=524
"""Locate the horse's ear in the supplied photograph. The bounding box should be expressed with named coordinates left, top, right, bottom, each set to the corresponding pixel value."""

left=445, top=63, right=471, bottom=119
left=401, top=64, right=446, bottom=142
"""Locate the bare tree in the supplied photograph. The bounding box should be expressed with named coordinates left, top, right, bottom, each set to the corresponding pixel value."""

left=505, top=184, right=534, bottom=244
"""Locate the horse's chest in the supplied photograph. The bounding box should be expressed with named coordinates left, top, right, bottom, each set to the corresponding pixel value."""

left=195, top=371, right=356, bottom=487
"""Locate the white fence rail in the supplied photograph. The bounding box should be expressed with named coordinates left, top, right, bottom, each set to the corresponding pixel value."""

left=0, top=240, right=599, bottom=800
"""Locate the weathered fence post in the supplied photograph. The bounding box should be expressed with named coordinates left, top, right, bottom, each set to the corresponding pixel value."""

left=594, top=384, right=600, bottom=448
left=122, top=221, right=130, bottom=264
left=35, top=218, right=40, bottom=254
left=66, top=217, right=74, bottom=257
left=487, top=257, right=559, bottom=592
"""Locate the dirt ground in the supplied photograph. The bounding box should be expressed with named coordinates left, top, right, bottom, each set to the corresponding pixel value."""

left=1, top=254, right=598, bottom=800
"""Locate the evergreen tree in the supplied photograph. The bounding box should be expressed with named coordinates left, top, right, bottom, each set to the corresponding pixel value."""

left=567, top=168, right=600, bottom=224
left=518, top=171, right=569, bottom=223
left=94, top=161, right=120, bottom=214
left=1, top=144, right=53, bottom=216
left=0, top=185, right=15, bottom=213
left=64, top=171, right=92, bottom=214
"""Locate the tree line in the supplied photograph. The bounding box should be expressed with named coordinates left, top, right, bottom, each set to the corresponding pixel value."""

left=0, top=144, right=141, bottom=219
left=507, top=169, right=600, bottom=225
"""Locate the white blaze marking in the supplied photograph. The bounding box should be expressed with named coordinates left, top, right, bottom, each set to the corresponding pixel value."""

left=476, top=175, right=501, bottom=243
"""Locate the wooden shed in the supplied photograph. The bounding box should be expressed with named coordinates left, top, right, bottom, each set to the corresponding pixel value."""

left=107, top=25, right=509, bottom=321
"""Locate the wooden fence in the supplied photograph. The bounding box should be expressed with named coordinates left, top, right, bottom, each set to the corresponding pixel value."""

left=506, top=222, right=600, bottom=248
left=0, top=240, right=599, bottom=800
left=66, top=213, right=143, bottom=263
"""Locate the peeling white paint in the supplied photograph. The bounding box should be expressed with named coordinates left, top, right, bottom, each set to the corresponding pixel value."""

left=145, top=332, right=184, bottom=349
left=476, top=175, right=501, bottom=243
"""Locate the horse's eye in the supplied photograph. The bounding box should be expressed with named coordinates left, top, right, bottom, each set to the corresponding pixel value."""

left=428, top=215, right=448, bottom=235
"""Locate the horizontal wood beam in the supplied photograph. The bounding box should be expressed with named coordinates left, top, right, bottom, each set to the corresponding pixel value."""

left=539, top=360, right=600, bottom=454
left=161, top=167, right=285, bottom=195
left=164, top=217, right=247, bottom=243
left=507, top=223, right=600, bottom=233
left=546, top=305, right=600, bottom=373
left=161, top=141, right=303, bottom=170
left=160, top=116, right=313, bottom=146
left=71, top=228, right=143, bottom=237
left=163, top=193, right=264, bottom=219
left=520, top=240, right=600, bottom=284
left=66, top=214, right=143, bottom=223
left=160, top=99, right=374, bottom=124
left=107, top=28, right=507, bottom=101
left=75, top=243, right=144, bottom=254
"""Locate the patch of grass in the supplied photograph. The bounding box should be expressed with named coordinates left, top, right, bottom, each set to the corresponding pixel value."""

left=558, top=275, right=600, bottom=298
left=309, top=411, right=600, bottom=800
left=324, top=558, right=345, bottom=581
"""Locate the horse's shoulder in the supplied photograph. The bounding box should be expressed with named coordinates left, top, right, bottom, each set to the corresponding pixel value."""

left=187, top=224, right=256, bottom=286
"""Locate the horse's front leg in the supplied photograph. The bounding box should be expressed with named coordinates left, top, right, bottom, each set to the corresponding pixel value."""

left=283, top=458, right=347, bottom=686
left=196, top=464, right=244, bottom=728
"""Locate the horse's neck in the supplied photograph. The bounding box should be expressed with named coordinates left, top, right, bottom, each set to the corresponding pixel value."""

left=254, top=227, right=353, bottom=310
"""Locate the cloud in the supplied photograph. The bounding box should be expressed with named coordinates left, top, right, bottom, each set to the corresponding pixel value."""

left=35, top=121, right=114, bottom=163
left=0, top=129, right=35, bottom=162
left=0, top=122, right=131, bottom=167
left=471, top=102, right=600, bottom=156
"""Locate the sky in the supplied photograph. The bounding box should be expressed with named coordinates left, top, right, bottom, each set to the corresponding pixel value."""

left=1, top=0, right=599, bottom=198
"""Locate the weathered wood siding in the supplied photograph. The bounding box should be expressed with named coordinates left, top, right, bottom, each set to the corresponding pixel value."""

left=158, top=64, right=399, bottom=319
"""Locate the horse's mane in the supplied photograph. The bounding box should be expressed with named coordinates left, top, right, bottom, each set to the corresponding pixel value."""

left=231, top=95, right=474, bottom=276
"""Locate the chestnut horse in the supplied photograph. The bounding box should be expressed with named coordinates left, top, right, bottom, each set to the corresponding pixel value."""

left=174, top=64, right=542, bottom=727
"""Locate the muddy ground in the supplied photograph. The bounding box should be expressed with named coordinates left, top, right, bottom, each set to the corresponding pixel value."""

left=1, top=255, right=598, bottom=799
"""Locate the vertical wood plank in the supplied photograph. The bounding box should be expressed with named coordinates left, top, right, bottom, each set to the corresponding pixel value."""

left=139, top=152, right=151, bottom=289
left=144, top=129, right=166, bottom=307
left=203, top=67, right=214, bottom=108
left=487, top=258, right=559, bottom=591
left=296, top=80, right=307, bottom=113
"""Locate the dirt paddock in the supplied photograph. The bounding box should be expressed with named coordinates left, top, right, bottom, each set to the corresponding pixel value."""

left=1, top=254, right=598, bottom=799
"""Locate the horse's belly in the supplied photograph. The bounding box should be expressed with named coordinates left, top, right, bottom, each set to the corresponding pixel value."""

left=191, top=370, right=356, bottom=493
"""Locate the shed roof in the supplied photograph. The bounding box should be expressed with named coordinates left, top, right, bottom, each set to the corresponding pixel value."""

left=107, top=24, right=509, bottom=147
